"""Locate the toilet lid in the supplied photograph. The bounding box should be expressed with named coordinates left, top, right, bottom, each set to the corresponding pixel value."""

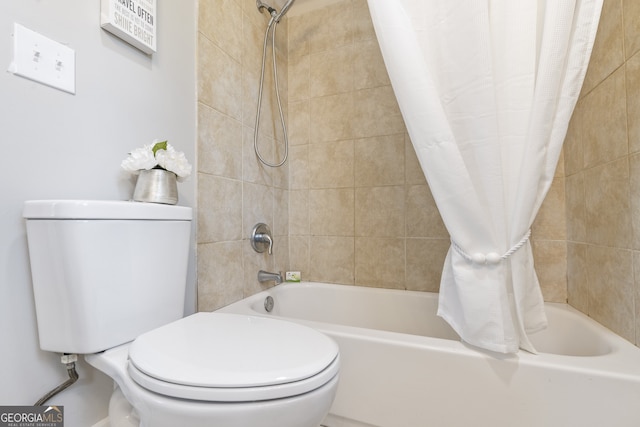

left=128, top=313, right=340, bottom=402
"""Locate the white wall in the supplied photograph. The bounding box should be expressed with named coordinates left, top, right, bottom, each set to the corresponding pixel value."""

left=0, top=1, right=197, bottom=426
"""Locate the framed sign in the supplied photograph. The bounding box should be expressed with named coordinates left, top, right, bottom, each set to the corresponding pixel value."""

left=101, top=0, right=157, bottom=54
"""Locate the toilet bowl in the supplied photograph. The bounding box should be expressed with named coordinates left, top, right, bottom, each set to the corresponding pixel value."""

left=23, top=200, right=340, bottom=427
left=86, top=313, right=339, bottom=427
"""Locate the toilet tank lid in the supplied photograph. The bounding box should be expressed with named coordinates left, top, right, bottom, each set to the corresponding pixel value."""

left=23, top=200, right=192, bottom=220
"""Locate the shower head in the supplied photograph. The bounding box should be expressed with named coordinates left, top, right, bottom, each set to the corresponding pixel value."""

left=256, top=0, right=296, bottom=22
left=256, top=0, right=277, bottom=16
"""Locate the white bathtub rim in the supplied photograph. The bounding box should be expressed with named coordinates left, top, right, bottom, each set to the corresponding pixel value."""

left=217, top=281, right=640, bottom=381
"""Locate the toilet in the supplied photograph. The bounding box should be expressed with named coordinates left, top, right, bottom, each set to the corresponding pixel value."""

left=23, top=200, right=339, bottom=427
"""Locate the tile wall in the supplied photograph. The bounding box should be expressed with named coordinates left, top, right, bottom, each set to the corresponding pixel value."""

left=197, top=0, right=291, bottom=311
left=285, top=0, right=567, bottom=299
left=564, top=0, right=640, bottom=345
left=196, top=0, right=585, bottom=313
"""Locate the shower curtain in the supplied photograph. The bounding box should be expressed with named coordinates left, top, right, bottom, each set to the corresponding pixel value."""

left=367, top=0, right=603, bottom=353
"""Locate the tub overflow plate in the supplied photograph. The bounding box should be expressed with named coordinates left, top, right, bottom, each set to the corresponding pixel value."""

left=264, top=296, right=274, bottom=312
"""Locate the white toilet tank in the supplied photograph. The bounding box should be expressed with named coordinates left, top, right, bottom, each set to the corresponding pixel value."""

left=23, top=200, right=192, bottom=354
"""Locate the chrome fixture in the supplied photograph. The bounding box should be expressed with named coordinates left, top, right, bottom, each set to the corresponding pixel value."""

left=258, top=270, right=283, bottom=284
left=251, top=223, right=274, bottom=255
left=34, top=354, right=79, bottom=406
left=253, top=0, right=296, bottom=167
left=264, top=295, right=275, bottom=312
left=256, top=0, right=296, bottom=24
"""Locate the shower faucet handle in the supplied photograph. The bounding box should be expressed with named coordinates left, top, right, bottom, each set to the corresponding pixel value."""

left=251, top=223, right=273, bottom=255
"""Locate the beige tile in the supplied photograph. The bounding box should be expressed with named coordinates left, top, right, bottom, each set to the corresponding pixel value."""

left=555, top=148, right=565, bottom=178
left=355, top=186, right=405, bottom=237
left=310, top=45, right=354, bottom=97
left=245, top=49, right=289, bottom=143
left=563, top=104, right=583, bottom=177
left=309, top=188, right=355, bottom=236
left=197, top=174, right=242, bottom=243
left=406, top=184, right=449, bottom=239
left=256, top=66, right=285, bottom=142
left=355, top=237, right=405, bottom=289
left=352, top=86, right=405, bottom=138
left=532, top=176, right=566, bottom=240
left=309, top=140, right=355, bottom=189
left=309, top=92, right=354, bottom=143
left=624, top=0, right=640, bottom=59
left=288, top=100, right=310, bottom=146
left=582, top=0, right=624, bottom=94
left=242, top=126, right=273, bottom=186
left=406, top=238, right=450, bottom=293
left=308, top=236, right=355, bottom=284
left=626, top=52, right=640, bottom=154
left=289, top=189, right=309, bottom=235
left=567, top=243, right=589, bottom=313
left=200, top=0, right=243, bottom=62
left=352, top=0, right=376, bottom=42
left=288, top=14, right=310, bottom=57
left=271, top=142, right=289, bottom=189
left=198, top=34, right=242, bottom=120
left=243, top=182, right=275, bottom=238
left=354, top=39, right=390, bottom=90
left=289, top=144, right=309, bottom=189
left=531, top=240, right=567, bottom=303
left=242, top=59, right=261, bottom=129
left=296, top=2, right=329, bottom=55
left=241, top=15, right=264, bottom=125
left=289, top=236, right=310, bottom=278
left=309, top=1, right=354, bottom=53
left=274, top=13, right=289, bottom=56
left=273, top=188, right=289, bottom=237
left=405, top=134, right=427, bottom=184
left=197, top=241, right=244, bottom=311
left=629, top=153, right=640, bottom=249
left=274, top=234, right=290, bottom=276
left=565, top=172, right=587, bottom=243
left=244, top=131, right=289, bottom=191
left=198, top=104, right=243, bottom=180
left=585, top=158, right=632, bottom=248
left=634, top=251, right=640, bottom=345
left=289, top=54, right=310, bottom=102
left=582, top=67, right=628, bottom=168
left=242, top=0, right=273, bottom=31
left=354, top=134, right=404, bottom=187
left=586, top=245, right=635, bottom=342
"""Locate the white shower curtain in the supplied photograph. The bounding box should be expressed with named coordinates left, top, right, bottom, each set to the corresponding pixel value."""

left=367, top=0, right=602, bottom=353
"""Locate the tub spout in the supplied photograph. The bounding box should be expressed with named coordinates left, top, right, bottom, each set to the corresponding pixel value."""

left=258, top=270, right=283, bottom=284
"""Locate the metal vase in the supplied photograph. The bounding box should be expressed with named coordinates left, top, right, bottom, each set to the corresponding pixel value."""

left=133, top=169, right=179, bottom=205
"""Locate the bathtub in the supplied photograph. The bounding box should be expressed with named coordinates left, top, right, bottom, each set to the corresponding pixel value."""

left=217, top=282, right=640, bottom=427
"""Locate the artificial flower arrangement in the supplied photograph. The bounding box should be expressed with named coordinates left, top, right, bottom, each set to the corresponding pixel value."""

left=121, top=140, right=192, bottom=181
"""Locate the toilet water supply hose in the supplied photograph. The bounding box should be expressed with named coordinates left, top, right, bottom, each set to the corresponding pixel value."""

left=34, top=354, right=79, bottom=406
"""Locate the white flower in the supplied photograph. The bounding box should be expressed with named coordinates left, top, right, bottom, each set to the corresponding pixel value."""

left=121, top=140, right=192, bottom=181
left=121, top=144, right=158, bottom=173
left=155, top=143, right=192, bottom=181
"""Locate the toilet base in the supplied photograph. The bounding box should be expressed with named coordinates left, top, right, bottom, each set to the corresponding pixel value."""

left=107, top=380, right=338, bottom=427
left=86, top=344, right=339, bottom=427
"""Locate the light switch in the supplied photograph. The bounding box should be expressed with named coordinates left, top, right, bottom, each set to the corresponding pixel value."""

left=9, top=23, right=75, bottom=94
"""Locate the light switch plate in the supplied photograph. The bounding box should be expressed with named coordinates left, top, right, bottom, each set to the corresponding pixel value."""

left=9, top=23, right=75, bottom=94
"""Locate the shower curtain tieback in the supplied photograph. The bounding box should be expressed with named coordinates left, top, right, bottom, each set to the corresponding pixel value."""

left=451, top=230, right=531, bottom=266
left=367, top=0, right=603, bottom=353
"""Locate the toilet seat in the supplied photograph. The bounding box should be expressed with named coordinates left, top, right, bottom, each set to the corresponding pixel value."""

left=127, top=313, right=340, bottom=402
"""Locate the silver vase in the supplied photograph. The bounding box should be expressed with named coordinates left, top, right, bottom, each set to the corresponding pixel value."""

left=133, top=169, right=178, bottom=205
